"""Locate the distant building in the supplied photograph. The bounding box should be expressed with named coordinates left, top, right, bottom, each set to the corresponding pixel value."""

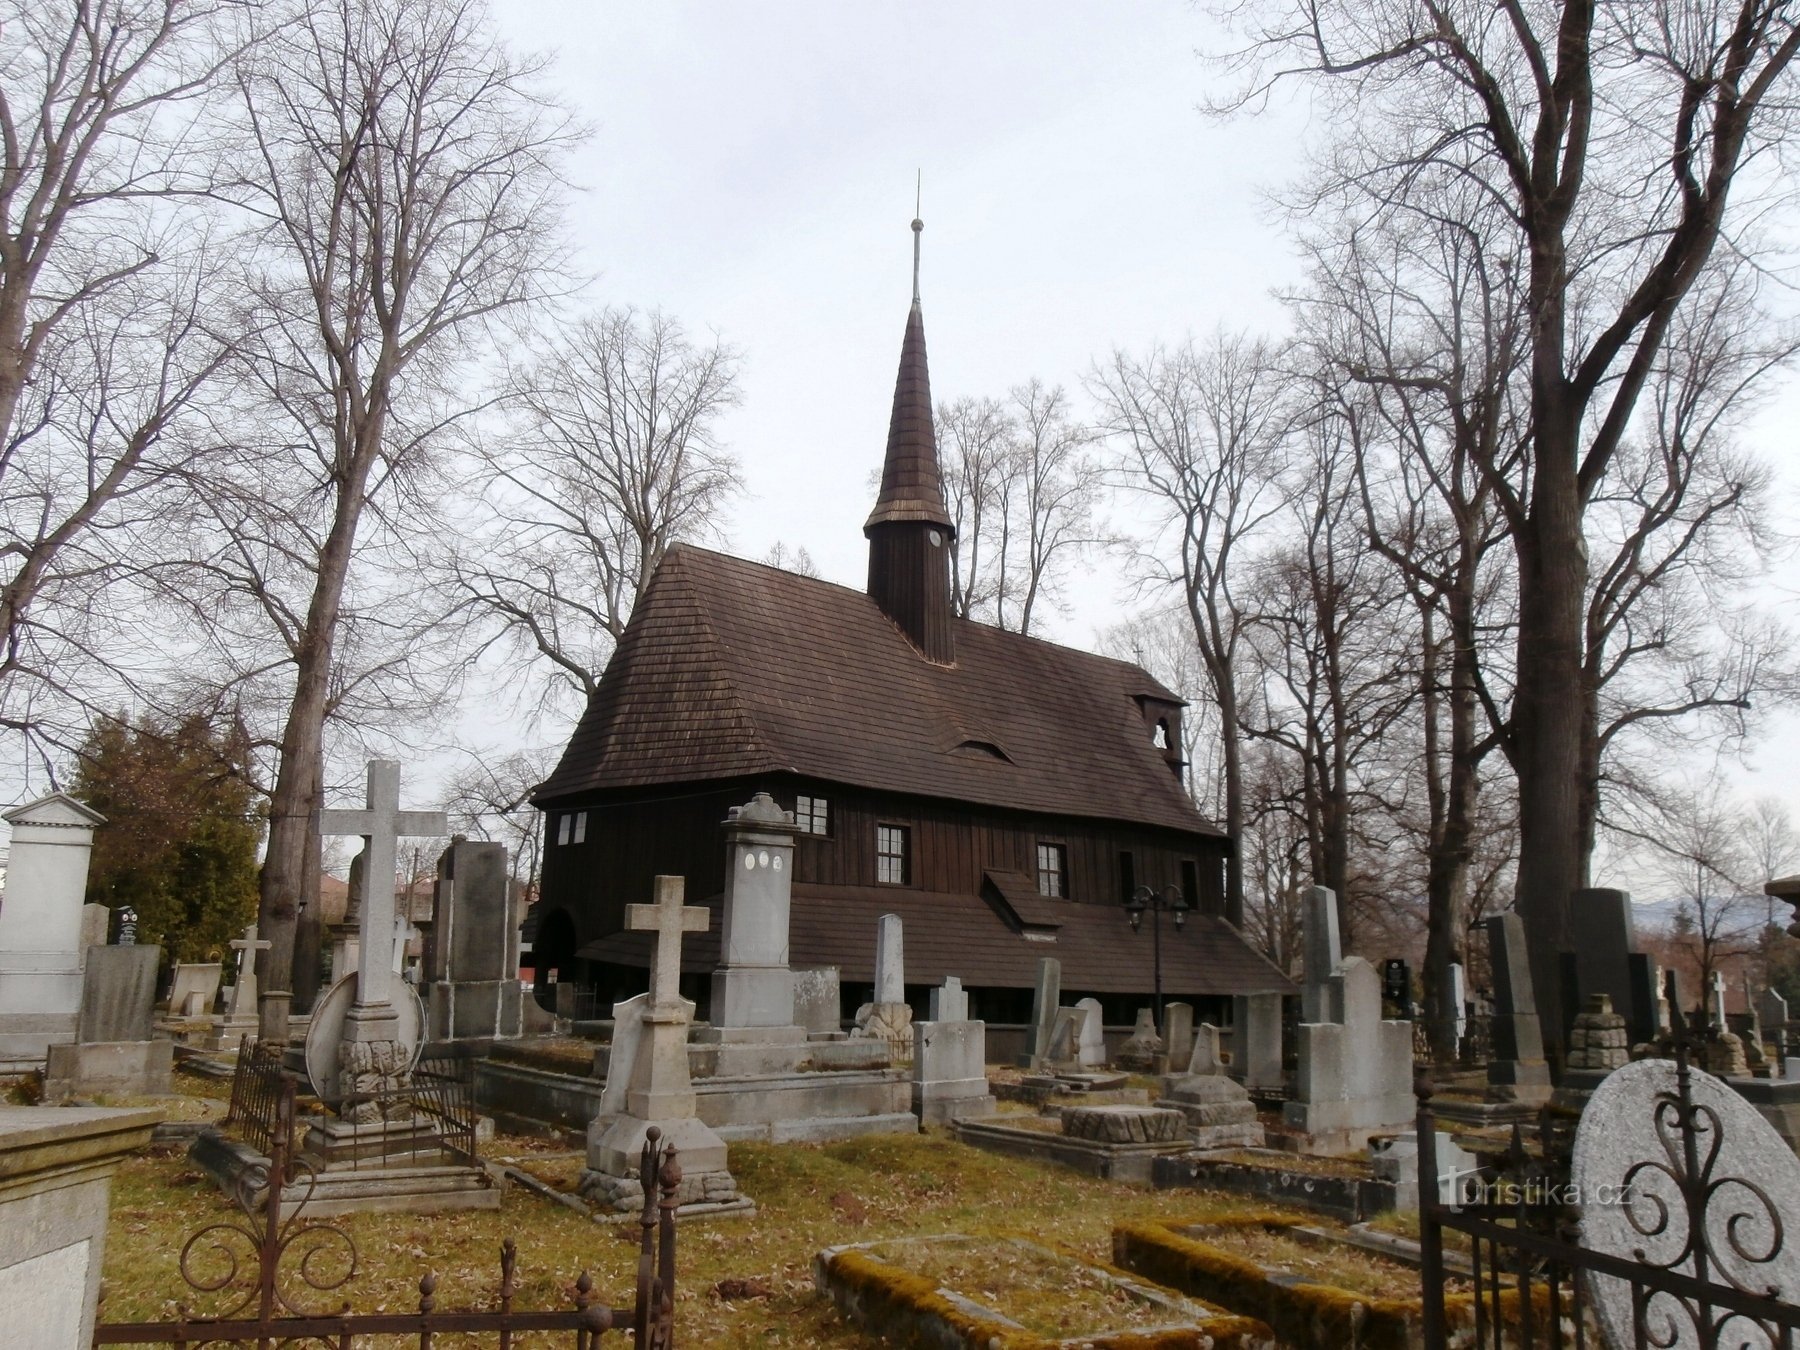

left=532, top=229, right=1291, bottom=1023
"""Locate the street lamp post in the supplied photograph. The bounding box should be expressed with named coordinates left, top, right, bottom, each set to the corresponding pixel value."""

left=1125, top=884, right=1189, bottom=1032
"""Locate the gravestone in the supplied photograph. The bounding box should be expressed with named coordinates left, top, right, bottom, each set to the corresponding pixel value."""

left=1574, top=1059, right=1800, bottom=1347
left=1300, top=885, right=1342, bottom=1023
left=205, top=924, right=267, bottom=1050
left=0, top=794, right=106, bottom=1069
left=166, top=963, right=222, bottom=1020
left=930, top=975, right=968, bottom=1023
left=1447, top=963, right=1468, bottom=1051
left=912, top=981, right=996, bottom=1125
left=1232, top=992, right=1284, bottom=1091
left=581, top=876, right=744, bottom=1215
left=1020, top=957, right=1061, bottom=1068
left=1760, top=987, right=1790, bottom=1057
left=1560, top=888, right=1654, bottom=1045
left=1044, top=1006, right=1085, bottom=1069
left=1115, top=1008, right=1163, bottom=1070
left=425, top=838, right=523, bottom=1041
left=1653, top=965, right=1673, bottom=1036
left=77, top=906, right=108, bottom=967
left=1485, top=912, right=1551, bottom=1104
left=1285, top=956, right=1415, bottom=1151
left=1371, top=1130, right=1480, bottom=1212
left=1187, top=1023, right=1225, bottom=1075
left=314, top=760, right=446, bottom=1126
left=1710, top=970, right=1729, bottom=1030
left=43, top=944, right=172, bottom=1100
left=852, top=913, right=911, bottom=1057
left=1075, top=997, right=1107, bottom=1067
left=709, top=794, right=803, bottom=1030
left=793, top=967, right=842, bottom=1038
left=1162, top=1002, right=1194, bottom=1072
left=1153, top=1073, right=1263, bottom=1148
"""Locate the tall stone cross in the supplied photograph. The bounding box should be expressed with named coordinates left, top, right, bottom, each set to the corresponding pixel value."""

left=227, top=924, right=271, bottom=1019
left=626, top=875, right=709, bottom=1013
left=318, top=760, right=446, bottom=1032
left=1711, top=969, right=1730, bottom=1031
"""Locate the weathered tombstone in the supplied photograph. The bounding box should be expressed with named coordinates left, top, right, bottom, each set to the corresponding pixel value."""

left=1447, top=963, right=1468, bottom=1051
left=581, top=876, right=742, bottom=1214
left=1560, top=887, right=1654, bottom=1045
left=1653, top=964, right=1673, bottom=1036
left=1300, top=885, right=1342, bottom=1023
left=1020, top=957, right=1061, bottom=1068
left=709, top=794, right=802, bottom=1030
left=1116, top=1008, right=1164, bottom=1070
left=1485, top=912, right=1551, bottom=1105
left=0, top=1106, right=160, bottom=1348
left=165, top=962, right=223, bottom=1020
left=930, top=975, right=968, bottom=1023
left=1153, top=1073, right=1264, bottom=1147
left=77, top=906, right=109, bottom=967
left=44, top=943, right=172, bottom=1100
left=1075, top=996, right=1107, bottom=1067
left=1759, top=987, right=1790, bottom=1057
left=0, top=794, right=106, bottom=1069
left=1186, top=1023, right=1225, bottom=1075
left=424, top=838, right=522, bottom=1041
left=912, top=985, right=996, bottom=1125
left=1711, top=969, right=1730, bottom=1030
left=1371, top=1130, right=1480, bottom=1212
left=1284, top=956, right=1415, bottom=1151
left=1232, top=992, right=1285, bottom=1091
left=595, top=992, right=650, bottom=1117
left=1574, top=1059, right=1800, bottom=1347
left=793, top=967, right=842, bottom=1038
left=1162, top=1001, right=1194, bottom=1073
left=312, top=760, right=446, bottom=1125
left=1044, top=1006, right=1085, bottom=1068
left=205, top=924, right=268, bottom=1050
left=851, top=913, right=912, bottom=1057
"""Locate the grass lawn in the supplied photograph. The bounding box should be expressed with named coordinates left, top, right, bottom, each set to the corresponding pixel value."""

left=98, top=1117, right=1315, bottom=1347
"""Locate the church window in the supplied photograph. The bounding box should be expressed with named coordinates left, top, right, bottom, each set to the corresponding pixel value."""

left=572, top=811, right=588, bottom=844
left=877, top=825, right=910, bottom=885
left=1153, top=720, right=1169, bottom=749
left=557, top=814, right=572, bottom=846
left=1037, top=842, right=1068, bottom=898
left=795, top=794, right=830, bottom=836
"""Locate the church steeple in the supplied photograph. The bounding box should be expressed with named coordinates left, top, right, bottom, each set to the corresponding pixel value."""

left=865, top=211, right=955, bottom=664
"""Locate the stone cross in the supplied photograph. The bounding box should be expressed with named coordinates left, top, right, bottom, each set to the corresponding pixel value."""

left=227, top=924, right=270, bottom=1019
left=317, top=760, right=446, bottom=1026
left=1712, top=969, right=1730, bottom=1031
left=626, top=875, right=709, bottom=1012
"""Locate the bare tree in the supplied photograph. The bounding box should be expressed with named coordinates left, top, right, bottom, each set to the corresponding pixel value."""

left=0, top=0, right=240, bottom=773
left=936, top=382, right=1106, bottom=635
left=228, top=0, right=576, bottom=1040
left=1094, top=333, right=1291, bottom=926
left=441, top=745, right=558, bottom=900
left=1216, top=0, right=1800, bottom=1047
left=453, top=307, right=741, bottom=724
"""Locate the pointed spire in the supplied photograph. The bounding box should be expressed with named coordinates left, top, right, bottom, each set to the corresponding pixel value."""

left=865, top=208, right=954, bottom=536
left=912, top=170, right=922, bottom=304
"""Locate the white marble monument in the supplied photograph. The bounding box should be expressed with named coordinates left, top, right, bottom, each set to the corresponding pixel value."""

left=0, top=794, right=106, bottom=1070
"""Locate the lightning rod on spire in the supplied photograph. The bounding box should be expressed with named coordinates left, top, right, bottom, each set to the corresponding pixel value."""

left=911, top=170, right=923, bottom=304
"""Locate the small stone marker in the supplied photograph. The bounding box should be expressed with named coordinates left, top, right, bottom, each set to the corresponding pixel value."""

left=874, top=913, right=904, bottom=1004
left=1045, top=1006, right=1084, bottom=1067
left=1574, top=1059, right=1800, bottom=1346
left=1153, top=1074, right=1263, bottom=1148
left=1232, top=992, right=1284, bottom=1091
left=1162, top=1001, right=1194, bottom=1071
left=929, top=975, right=967, bottom=1023
left=1186, top=1023, right=1225, bottom=1075
left=166, top=962, right=222, bottom=1020
left=1116, top=1009, right=1164, bottom=1070
left=793, top=967, right=842, bottom=1037
left=1022, top=957, right=1061, bottom=1067
left=1075, top=997, right=1106, bottom=1067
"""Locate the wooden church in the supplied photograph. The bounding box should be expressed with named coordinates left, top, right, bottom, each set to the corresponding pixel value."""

left=530, top=223, right=1292, bottom=1024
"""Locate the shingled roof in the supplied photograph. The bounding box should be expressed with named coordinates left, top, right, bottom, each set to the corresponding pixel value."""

left=865, top=300, right=954, bottom=533
left=535, top=544, right=1221, bottom=837
left=577, top=882, right=1292, bottom=995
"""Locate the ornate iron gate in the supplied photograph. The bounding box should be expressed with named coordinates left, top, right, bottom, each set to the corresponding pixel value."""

left=1417, top=1045, right=1800, bottom=1348
left=97, top=1076, right=680, bottom=1347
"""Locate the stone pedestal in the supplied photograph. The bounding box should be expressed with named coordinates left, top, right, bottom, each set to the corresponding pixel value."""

left=1232, top=992, right=1285, bottom=1091
left=1153, top=1074, right=1264, bottom=1148
left=1371, top=1129, right=1479, bottom=1211
left=0, top=1106, right=160, bottom=1347
left=911, top=1019, right=996, bottom=1125
left=43, top=1041, right=173, bottom=1101
left=1284, top=956, right=1415, bottom=1152
left=1485, top=912, right=1552, bottom=1106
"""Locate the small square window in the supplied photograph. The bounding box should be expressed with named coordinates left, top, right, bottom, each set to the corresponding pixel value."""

left=1036, top=842, right=1067, bottom=898
left=795, top=794, right=830, bottom=836
left=877, top=824, right=910, bottom=885
left=572, top=811, right=588, bottom=845
left=557, top=814, right=572, bottom=846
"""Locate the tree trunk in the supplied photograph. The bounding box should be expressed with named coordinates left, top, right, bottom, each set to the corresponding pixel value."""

left=1218, top=668, right=1247, bottom=928
left=1510, top=404, right=1588, bottom=1064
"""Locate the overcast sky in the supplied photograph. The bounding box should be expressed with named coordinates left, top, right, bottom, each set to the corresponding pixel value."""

left=468, top=3, right=1799, bottom=897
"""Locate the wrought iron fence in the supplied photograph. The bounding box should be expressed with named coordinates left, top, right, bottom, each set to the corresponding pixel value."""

left=1417, top=1045, right=1800, bottom=1348
left=221, top=1037, right=290, bottom=1158
left=96, top=1075, right=682, bottom=1347
left=324, top=1052, right=481, bottom=1171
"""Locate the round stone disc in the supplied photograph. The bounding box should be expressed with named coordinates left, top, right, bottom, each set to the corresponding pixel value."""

left=303, top=974, right=425, bottom=1105
left=1572, top=1057, right=1800, bottom=1349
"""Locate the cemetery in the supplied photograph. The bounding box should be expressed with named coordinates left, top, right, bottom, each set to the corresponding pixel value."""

left=7, top=4, right=1800, bottom=1344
